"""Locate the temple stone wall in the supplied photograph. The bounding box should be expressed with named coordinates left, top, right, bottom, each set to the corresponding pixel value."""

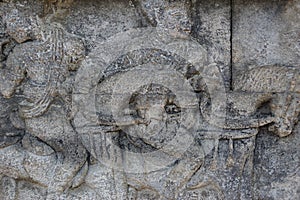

left=0, top=0, right=299, bottom=199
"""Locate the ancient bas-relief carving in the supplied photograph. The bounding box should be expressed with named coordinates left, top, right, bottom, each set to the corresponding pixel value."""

left=0, top=7, right=88, bottom=199
left=0, top=0, right=299, bottom=199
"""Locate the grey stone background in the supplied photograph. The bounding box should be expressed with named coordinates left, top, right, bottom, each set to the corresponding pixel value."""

left=0, top=0, right=299, bottom=199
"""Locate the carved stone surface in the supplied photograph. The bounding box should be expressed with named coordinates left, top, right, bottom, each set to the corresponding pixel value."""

left=0, top=0, right=299, bottom=199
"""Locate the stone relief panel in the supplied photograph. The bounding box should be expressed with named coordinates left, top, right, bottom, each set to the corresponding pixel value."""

left=0, top=0, right=299, bottom=199
left=232, top=0, right=300, bottom=76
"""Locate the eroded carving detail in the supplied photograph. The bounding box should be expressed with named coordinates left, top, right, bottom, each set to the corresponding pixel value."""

left=0, top=0, right=299, bottom=199
left=233, top=65, right=300, bottom=137
left=0, top=12, right=88, bottom=199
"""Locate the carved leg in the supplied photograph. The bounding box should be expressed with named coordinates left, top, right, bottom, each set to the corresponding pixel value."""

left=24, top=105, right=88, bottom=199
left=269, top=93, right=300, bottom=137
left=0, top=143, right=29, bottom=180
left=46, top=139, right=87, bottom=199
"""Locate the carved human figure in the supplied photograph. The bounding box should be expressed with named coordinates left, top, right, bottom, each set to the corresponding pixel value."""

left=0, top=17, right=87, bottom=199
left=127, top=84, right=203, bottom=199
left=125, top=84, right=180, bottom=149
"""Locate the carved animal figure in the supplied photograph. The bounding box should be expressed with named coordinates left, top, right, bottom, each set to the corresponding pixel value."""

left=233, top=65, right=300, bottom=137
left=0, top=21, right=87, bottom=199
left=200, top=65, right=299, bottom=137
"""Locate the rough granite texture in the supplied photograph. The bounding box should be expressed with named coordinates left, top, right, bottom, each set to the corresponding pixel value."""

left=0, top=0, right=299, bottom=199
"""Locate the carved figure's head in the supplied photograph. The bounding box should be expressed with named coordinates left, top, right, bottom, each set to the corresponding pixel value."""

left=129, top=84, right=181, bottom=149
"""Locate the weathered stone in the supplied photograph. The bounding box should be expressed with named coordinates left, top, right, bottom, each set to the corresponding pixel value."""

left=232, top=0, right=300, bottom=77
left=191, top=0, right=231, bottom=89
left=0, top=0, right=299, bottom=199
